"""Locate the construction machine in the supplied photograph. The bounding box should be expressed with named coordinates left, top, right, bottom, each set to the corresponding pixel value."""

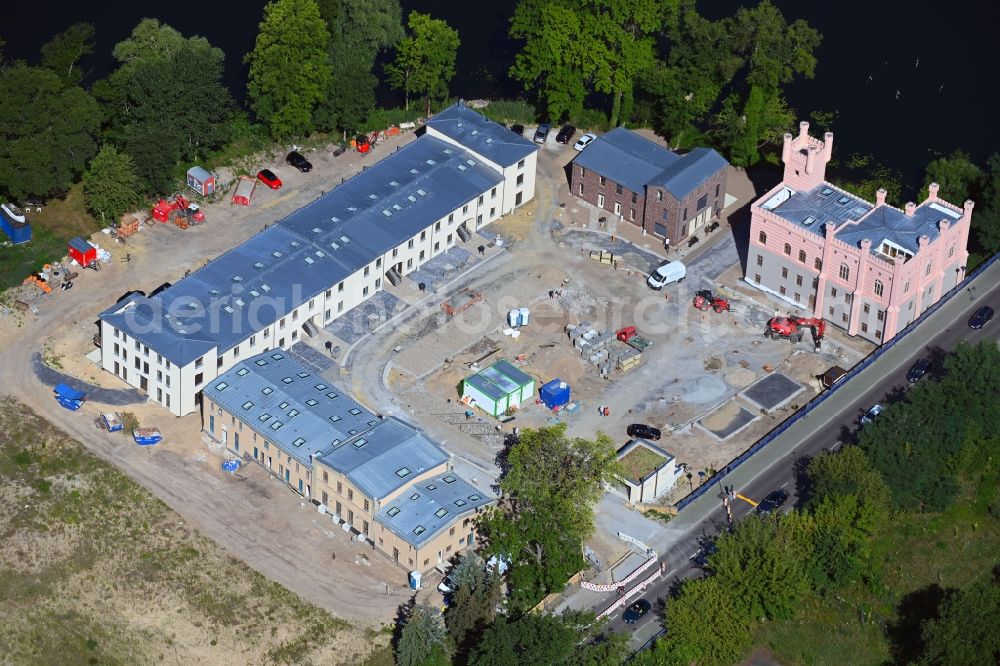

left=692, top=290, right=730, bottom=313
left=765, top=315, right=825, bottom=350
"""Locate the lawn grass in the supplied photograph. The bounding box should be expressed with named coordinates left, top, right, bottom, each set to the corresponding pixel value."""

left=757, top=475, right=1000, bottom=665
left=0, top=398, right=383, bottom=665
left=619, top=444, right=667, bottom=483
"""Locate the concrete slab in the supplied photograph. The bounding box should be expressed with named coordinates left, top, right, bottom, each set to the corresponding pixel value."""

left=324, top=290, right=406, bottom=344
left=739, top=372, right=806, bottom=411
left=405, top=247, right=475, bottom=292
left=611, top=551, right=648, bottom=583
left=286, top=341, right=336, bottom=374
left=697, top=401, right=758, bottom=440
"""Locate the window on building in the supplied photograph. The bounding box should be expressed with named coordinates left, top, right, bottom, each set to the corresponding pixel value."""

left=796, top=275, right=803, bottom=286
left=758, top=231, right=766, bottom=244
left=715, top=183, right=721, bottom=197
left=783, top=243, right=791, bottom=255
left=842, top=313, right=849, bottom=323
left=798, top=249, right=806, bottom=263
left=337, top=481, right=342, bottom=494
left=615, top=184, right=623, bottom=195
left=347, top=489, right=353, bottom=501
left=781, top=267, right=788, bottom=278
left=815, top=258, right=823, bottom=271
left=754, top=274, right=761, bottom=283
left=195, top=357, right=204, bottom=369
left=904, top=279, right=910, bottom=293
left=363, top=499, right=369, bottom=512
left=517, top=173, right=524, bottom=186
left=877, top=310, right=885, bottom=321
left=518, top=159, right=525, bottom=169
left=599, top=175, right=606, bottom=186
left=491, top=187, right=497, bottom=199
left=478, top=195, right=484, bottom=205
left=779, top=286, right=786, bottom=295
left=874, top=280, right=884, bottom=297
left=861, top=322, right=869, bottom=333
left=756, top=255, right=763, bottom=267
left=949, top=245, right=955, bottom=258
left=828, top=307, right=835, bottom=316
left=863, top=303, right=870, bottom=314
left=839, top=263, right=850, bottom=280
left=697, top=194, right=708, bottom=210
left=831, top=287, right=838, bottom=297
left=925, top=262, right=932, bottom=276
left=631, top=192, right=637, bottom=204
left=362, top=286, right=369, bottom=297
left=794, top=293, right=800, bottom=302
left=656, top=190, right=662, bottom=202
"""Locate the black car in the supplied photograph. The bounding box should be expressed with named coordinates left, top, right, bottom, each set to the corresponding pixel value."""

left=906, top=357, right=932, bottom=383
left=756, top=488, right=789, bottom=516
left=692, top=541, right=718, bottom=570
left=627, top=423, right=662, bottom=441
left=286, top=151, right=312, bottom=172
left=533, top=123, right=551, bottom=143
left=968, top=305, right=994, bottom=329
left=622, top=598, right=651, bottom=624
left=510, top=124, right=525, bottom=136
left=555, top=124, right=577, bottom=144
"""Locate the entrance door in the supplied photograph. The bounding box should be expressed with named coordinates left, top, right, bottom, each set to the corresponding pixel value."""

left=393, top=548, right=399, bottom=563
left=298, top=479, right=303, bottom=494
left=284, top=468, right=290, bottom=483
left=221, top=427, right=228, bottom=447
left=515, top=191, right=523, bottom=206
left=437, top=550, right=444, bottom=564
left=267, top=455, right=272, bottom=469
left=139, top=376, right=148, bottom=392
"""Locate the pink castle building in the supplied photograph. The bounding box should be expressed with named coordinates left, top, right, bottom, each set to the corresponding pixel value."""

left=745, top=121, right=973, bottom=345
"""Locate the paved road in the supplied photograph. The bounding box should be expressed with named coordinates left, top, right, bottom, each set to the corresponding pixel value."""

left=598, top=259, right=1000, bottom=644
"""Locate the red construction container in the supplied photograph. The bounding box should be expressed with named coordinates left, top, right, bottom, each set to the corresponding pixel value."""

left=68, top=237, right=97, bottom=267
left=232, top=176, right=256, bottom=206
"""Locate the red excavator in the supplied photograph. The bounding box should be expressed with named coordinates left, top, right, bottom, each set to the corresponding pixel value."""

left=765, top=315, right=825, bottom=350
left=693, top=290, right=730, bottom=313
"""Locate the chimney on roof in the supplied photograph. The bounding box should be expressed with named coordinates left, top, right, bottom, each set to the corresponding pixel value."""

left=928, top=182, right=940, bottom=201
left=798, top=121, right=810, bottom=139
left=938, top=219, right=950, bottom=233
left=904, top=201, right=916, bottom=217
left=876, top=188, right=887, bottom=206
left=782, top=132, right=793, bottom=163
left=822, top=132, right=834, bottom=162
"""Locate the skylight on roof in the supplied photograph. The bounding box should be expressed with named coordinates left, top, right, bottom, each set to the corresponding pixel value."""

left=434, top=508, right=448, bottom=518
left=254, top=261, right=265, bottom=269
left=392, top=204, right=401, bottom=211
left=330, top=241, right=339, bottom=250
left=314, top=383, right=327, bottom=390
left=242, top=401, right=254, bottom=410
left=232, top=275, right=243, bottom=282
left=426, top=484, right=437, bottom=491
left=387, top=506, right=400, bottom=517
left=258, top=413, right=271, bottom=422
left=304, top=256, right=314, bottom=264
left=837, top=196, right=851, bottom=205
left=349, top=408, right=361, bottom=416
left=269, top=420, right=283, bottom=430
left=312, top=227, right=322, bottom=234
left=279, top=401, right=289, bottom=409
left=389, top=180, right=399, bottom=187
left=443, top=148, right=453, bottom=154
left=352, top=438, right=367, bottom=448
left=413, top=525, right=426, bottom=536
left=340, top=235, right=350, bottom=243
left=306, top=399, right=318, bottom=406
left=209, top=289, right=221, bottom=296
left=410, top=493, right=420, bottom=501
left=468, top=493, right=482, bottom=501
left=326, top=391, right=339, bottom=399
left=293, top=437, right=305, bottom=447
left=454, top=498, right=466, bottom=507
left=214, top=381, right=229, bottom=391
left=331, top=216, right=340, bottom=222
left=290, top=241, right=301, bottom=247
left=466, top=159, right=475, bottom=166
left=329, top=415, right=341, bottom=422
left=368, top=194, right=378, bottom=200
left=315, top=250, right=325, bottom=257
left=237, top=368, right=249, bottom=376
left=281, top=377, right=293, bottom=384
left=820, top=188, right=834, bottom=197
left=485, top=137, right=493, bottom=144
left=234, top=298, right=245, bottom=306
left=803, top=216, right=817, bottom=226
left=425, top=159, right=436, bottom=165
left=255, top=359, right=268, bottom=366
left=223, top=305, right=234, bottom=314
left=348, top=429, right=358, bottom=436
left=410, top=168, right=419, bottom=174
left=407, top=195, right=416, bottom=203
left=288, top=409, right=299, bottom=418
left=382, top=209, right=391, bottom=217
left=443, top=475, right=456, bottom=484
left=458, top=164, right=467, bottom=171
left=416, top=189, right=426, bottom=196
left=296, top=372, right=309, bottom=378
left=396, top=467, right=411, bottom=478
left=262, top=387, right=273, bottom=395
left=250, top=289, right=260, bottom=297
left=270, top=353, right=284, bottom=360
left=260, top=284, right=272, bottom=293
left=471, top=129, right=478, bottom=135
left=347, top=206, right=357, bottom=212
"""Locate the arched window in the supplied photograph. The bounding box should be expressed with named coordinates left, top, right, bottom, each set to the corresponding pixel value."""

left=783, top=243, right=791, bottom=256
left=759, top=230, right=767, bottom=244
left=874, top=280, right=884, bottom=297
left=839, top=263, right=850, bottom=280
left=798, top=249, right=806, bottom=263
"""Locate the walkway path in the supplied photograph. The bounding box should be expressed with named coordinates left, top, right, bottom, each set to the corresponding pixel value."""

left=32, top=352, right=145, bottom=405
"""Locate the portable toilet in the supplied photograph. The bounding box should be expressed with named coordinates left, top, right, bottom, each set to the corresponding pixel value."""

left=507, top=309, right=520, bottom=327
left=186, top=166, right=216, bottom=196
left=409, top=570, right=422, bottom=590
left=518, top=307, right=530, bottom=326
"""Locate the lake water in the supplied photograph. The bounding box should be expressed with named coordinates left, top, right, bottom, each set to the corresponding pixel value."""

left=3, top=0, right=995, bottom=180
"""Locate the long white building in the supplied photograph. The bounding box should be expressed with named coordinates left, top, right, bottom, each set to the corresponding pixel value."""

left=98, top=102, right=539, bottom=416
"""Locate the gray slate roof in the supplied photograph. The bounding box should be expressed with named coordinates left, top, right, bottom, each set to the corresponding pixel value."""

left=768, top=183, right=873, bottom=236
left=202, top=350, right=380, bottom=468
left=572, top=128, right=728, bottom=198
left=376, top=472, right=494, bottom=549
left=836, top=200, right=962, bottom=254
left=102, top=134, right=503, bottom=366
left=426, top=101, right=538, bottom=167
left=650, top=147, right=730, bottom=200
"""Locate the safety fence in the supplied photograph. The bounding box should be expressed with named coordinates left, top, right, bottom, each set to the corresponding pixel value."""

left=675, top=251, right=1000, bottom=513
left=581, top=555, right=658, bottom=592
left=596, top=563, right=666, bottom=620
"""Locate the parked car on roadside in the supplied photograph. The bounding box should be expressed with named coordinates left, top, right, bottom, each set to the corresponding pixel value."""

left=556, top=124, right=576, bottom=144
left=647, top=260, right=686, bottom=289
left=533, top=123, right=551, bottom=143
left=257, top=169, right=282, bottom=189
left=286, top=151, right=312, bottom=172
left=574, top=132, right=596, bottom=151
left=906, top=358, right=932, bottom=383
left=622, top=598, right=651, bottom=624
left=756, top=488, right=789, bottom=516
left=859, top=403, right=884, bottom=426
left=968, top=305, right=994, bottom=329
left=627, top=423, right=662, bottom=441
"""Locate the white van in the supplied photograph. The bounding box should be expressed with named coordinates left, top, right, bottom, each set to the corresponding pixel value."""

left=647, top=260, right=687, bottom=289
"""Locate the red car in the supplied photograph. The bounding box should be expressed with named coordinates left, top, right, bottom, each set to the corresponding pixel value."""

left=257, top=169, right=282, bottom=189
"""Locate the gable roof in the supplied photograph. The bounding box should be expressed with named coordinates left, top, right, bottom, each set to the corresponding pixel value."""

left=202, top=349, right=381, bottom=468
left=651, top=147, right=730, bottom=199
left=765, top=182, right=874, bottom=237
left=101, top=134, right=503, bottom=366
left=376, top=472, right=494, bottom=549
left=425, top=101, right=538, bottom=167
left=573, top=127, right=680, bottom=193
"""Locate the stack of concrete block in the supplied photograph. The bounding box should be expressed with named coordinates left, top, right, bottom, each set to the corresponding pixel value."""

left=588, top=349, right=609, bottom=365
left=617, top=344, right=642, bottom=372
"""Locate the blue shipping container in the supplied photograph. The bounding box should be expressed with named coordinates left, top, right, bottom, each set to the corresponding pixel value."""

left=0, top=203, right=32, bottom=244
left=539, top=379, right=571, bottom=409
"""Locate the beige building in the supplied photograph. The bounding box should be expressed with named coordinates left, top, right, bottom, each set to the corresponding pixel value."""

left=202, top=350, right=493, bottom=573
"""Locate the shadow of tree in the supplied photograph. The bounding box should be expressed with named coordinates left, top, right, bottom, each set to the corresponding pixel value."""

left=886, top=583, right=949, bottom=665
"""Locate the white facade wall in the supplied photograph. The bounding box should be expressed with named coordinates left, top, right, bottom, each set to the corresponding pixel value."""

left=101, top=154, right=535, bottom=417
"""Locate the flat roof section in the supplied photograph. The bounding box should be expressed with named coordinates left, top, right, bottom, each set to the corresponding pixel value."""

left=376, top=472, right=494, bottom=549
left=765, top=183, right=873, bottom=236
left=739, top=372, right=807, bottom=412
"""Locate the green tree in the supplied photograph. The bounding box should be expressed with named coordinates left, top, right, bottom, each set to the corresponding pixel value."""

left=660, top=576, right=754, bottom=666
left=917, top=578, right=1000, bottom=666
left=386, top=12, right=460, bottom=115
left=476, top=424, right=620, bottom=610
left=82, top=145, right=142, bottom=223
left=921, top=149, right=982, bottom=203
left=40, top=22, right=96, bottom=86
left=806, top=445, right=890, bottom=510
left=246, top=0, right=331, bottom=139
left=315, top=0, right=404, bottom=136
left=973, top=153, right=1000, bottom=258
left=0, top=63, right=100, bottom=200
left=396, top=602, right=451, bottom=666
left=95, top=19, right=234, bottom=194
left=471, top=610, right=626, bottom=666
left=829, top=153, right=905, bottom=205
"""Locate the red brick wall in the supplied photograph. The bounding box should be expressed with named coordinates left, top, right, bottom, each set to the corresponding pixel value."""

left=570, top=164, right=646, bottom=229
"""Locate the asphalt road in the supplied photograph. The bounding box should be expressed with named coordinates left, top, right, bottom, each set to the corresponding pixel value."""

left=606, top=262, right=1000, bottom=640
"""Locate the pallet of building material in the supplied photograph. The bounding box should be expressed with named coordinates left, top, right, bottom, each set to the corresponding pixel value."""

left=599, top=361, right=612, bottom=377
left=588, top=350, right=608, bottom=365
left=589, top=250, right=618, bottom=264
left=627, top=335, right=653, bottom=353
left=574, top=337, right=591, bottom=351
left=617, top=354, right=642, bottom=371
